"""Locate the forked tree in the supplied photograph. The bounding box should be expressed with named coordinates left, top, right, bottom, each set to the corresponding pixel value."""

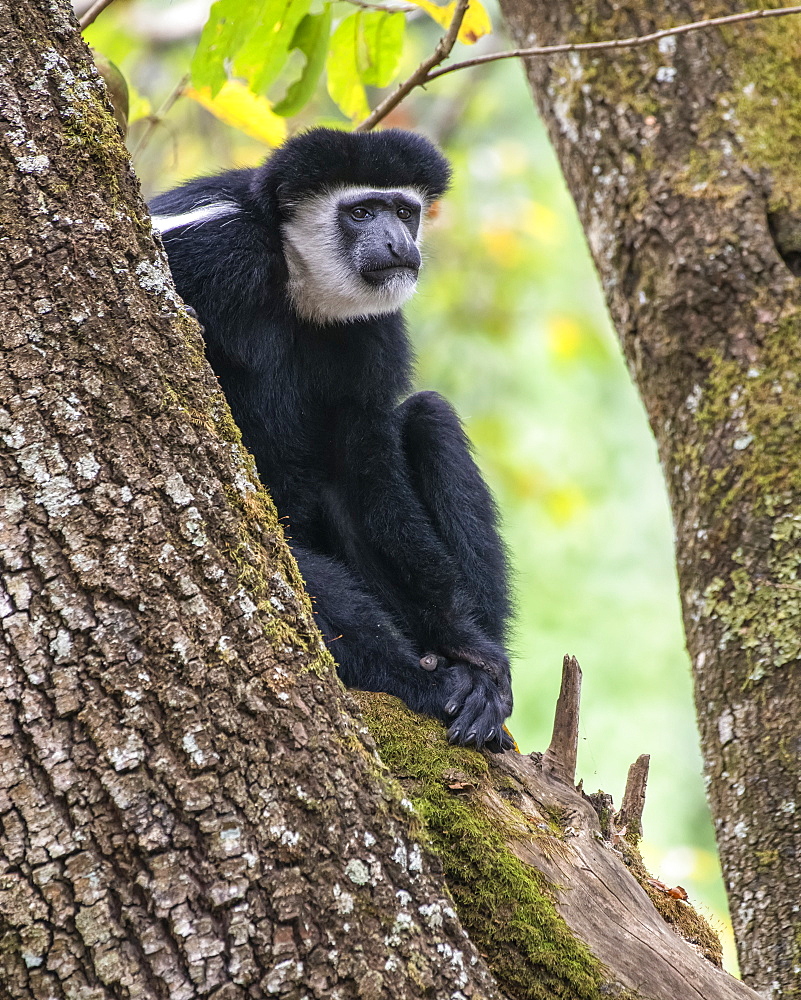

left=0, top=0, right=798, bottom=997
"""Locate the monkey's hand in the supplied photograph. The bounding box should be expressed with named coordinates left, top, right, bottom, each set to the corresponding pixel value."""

left=438, top=662, right=514, bottom=754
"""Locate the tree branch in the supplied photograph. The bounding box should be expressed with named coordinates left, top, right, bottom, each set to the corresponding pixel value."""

left=359, top=4, right=801, bottom=130
left=344, top=0, right=417, bottom=11
left=428, top=3, right=801, bottom=81
left=542, top=654, right=582, bottom=785
left=79, top=0, right=118, bottom=29
left=616, top=753, right=650, bottom=841
left=129, top=73, right=189, bottom=161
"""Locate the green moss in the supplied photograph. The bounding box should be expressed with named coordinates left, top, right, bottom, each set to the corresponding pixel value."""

left=726, top=2, right=801, bottom=207
left=61, top=79, right=129, bottom=199
left=356, top=693, right=607, bottom=999
left=616, top=840, right=723, bottom=967
left=564, top=4, right=669, bottom=119
left=687, top=320, right=801, bottom=684
left=755, top=849, right=780, bottom=867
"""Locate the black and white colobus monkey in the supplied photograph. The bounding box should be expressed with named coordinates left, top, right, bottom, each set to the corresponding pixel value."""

left=150, top=128, right=514, bottom=751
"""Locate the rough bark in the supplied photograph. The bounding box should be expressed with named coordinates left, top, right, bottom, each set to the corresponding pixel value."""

left=496, top=0, right=801, bottom=995
left=0, top=3, right=507, bottom=997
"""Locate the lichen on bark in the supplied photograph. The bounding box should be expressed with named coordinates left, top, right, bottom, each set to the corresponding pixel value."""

left=496, top=0, right=801, bottom=994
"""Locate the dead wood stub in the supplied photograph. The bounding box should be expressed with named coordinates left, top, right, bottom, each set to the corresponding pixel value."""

left=542, top=653, right=581, bottom=785
left=616, top=753, right=651, bottom=840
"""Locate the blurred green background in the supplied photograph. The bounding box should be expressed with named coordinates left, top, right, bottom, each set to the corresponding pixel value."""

left=86, top=0, right=735, bottom=968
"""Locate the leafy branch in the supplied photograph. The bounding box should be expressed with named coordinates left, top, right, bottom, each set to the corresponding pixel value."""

left=355, top=0, right=469, bottom=131
left=354, top=0, right=470, bottom=132
left=82, top=0, right=801, bottom=143
left=356, top=3, right=801, bottom=130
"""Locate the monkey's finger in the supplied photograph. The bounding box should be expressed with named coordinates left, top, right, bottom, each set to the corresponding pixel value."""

left=484, top=733, right=506, bottom=754
left=442, top=665, right=475, bottom=717
left=499, top=730, right=516, bottom=751
left=457, top=678, right=511, bottom=748
left=449, top=689, right=495, bottom=744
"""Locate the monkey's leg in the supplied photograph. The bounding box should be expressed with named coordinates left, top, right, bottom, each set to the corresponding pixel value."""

left=291, top=546, right=484, bottom=733
left=396, top=391, right=515, bottom=751
left=398, top=390, right=511, bottom=646
left=335, top=408, right=513, bottom=749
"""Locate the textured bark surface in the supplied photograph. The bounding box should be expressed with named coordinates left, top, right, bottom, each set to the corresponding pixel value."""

left=496, top=1, right=801, bottom=996
left=0, top=3, right=507, bottom=997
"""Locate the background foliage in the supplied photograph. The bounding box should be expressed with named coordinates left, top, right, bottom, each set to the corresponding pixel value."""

left=85, top=0, right=734, bottom=966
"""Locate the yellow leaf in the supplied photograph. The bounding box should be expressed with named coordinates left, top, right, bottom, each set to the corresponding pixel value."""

left=545, top=484, right=587, bottom=524
left=481, top=225, right=525, bottom=267
left=524, top=200, right=562, bottom=245
left=547, top=315, right=582, bottom=360
left=409, top=0, right=491, bottom=45
left=186, top=82, right=287, bottom=147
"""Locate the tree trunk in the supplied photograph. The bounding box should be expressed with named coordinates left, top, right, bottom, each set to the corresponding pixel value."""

left=0, top=3, right=505, bottom=996
left=496, top=1, right=801, bottom=995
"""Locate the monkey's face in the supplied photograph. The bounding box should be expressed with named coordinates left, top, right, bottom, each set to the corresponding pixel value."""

left=281, top=186, right=426, bottom=324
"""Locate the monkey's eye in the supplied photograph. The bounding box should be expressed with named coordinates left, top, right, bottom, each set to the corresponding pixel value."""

left=350, top=207, right=371, bottom=221
left=397, top=206, right=413, bottom=220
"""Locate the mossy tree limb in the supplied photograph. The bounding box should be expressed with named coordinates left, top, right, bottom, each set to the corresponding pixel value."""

left=496, top=0, right=801, bottom=994
left=356, top=689, right=757, bottom=1000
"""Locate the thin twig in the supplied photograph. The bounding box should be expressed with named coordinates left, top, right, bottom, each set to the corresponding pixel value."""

left=357, top=3, right=801, bottom=130
left=79, top=0, right=119, bottom=29
left=344, top=0, right=417, bottom=11
left=354, top=0, right=470, bottom=132
left=130, top=74, right=190, bottom=162
left=427, top=4, right=801, bottom=81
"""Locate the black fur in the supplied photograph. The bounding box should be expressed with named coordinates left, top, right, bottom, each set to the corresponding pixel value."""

left=264, top=127, right=451, bottom=209
left=151, top=128, right=513, bottom=751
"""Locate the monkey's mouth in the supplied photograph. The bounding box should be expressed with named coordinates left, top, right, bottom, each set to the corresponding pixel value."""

left=361, top=265, right=418, bottom=286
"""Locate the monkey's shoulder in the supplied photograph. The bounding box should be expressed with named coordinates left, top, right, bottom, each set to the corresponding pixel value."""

left=150, top=166, right=254, bottom=216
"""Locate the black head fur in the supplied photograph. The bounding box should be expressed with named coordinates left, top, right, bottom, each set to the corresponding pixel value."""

left=252, top=128, right=451, bottom=216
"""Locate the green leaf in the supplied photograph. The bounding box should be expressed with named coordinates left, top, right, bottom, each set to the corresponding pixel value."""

left=191, top=0, right=312, bottom=99
left=272, top=5, right=333, bottom=117
left=358, top=11, right=405, bottom=89
left=191, top=0, right=261, bottom=96
left=326, top=12, right=369, bottom=122
left=236, top=0, right=313, bottom=95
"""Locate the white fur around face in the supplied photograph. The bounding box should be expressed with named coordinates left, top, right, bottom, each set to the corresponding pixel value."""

left=151, top=202, right=239, bottom=235
left=281, top=185, right=426, bottom=324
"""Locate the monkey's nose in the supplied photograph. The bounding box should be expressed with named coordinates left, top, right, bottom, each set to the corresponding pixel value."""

left=387, top=240, right=421, bottom=269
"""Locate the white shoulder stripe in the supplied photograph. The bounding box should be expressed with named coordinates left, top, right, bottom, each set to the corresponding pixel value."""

left=151, top=201, right=239, bottom=234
